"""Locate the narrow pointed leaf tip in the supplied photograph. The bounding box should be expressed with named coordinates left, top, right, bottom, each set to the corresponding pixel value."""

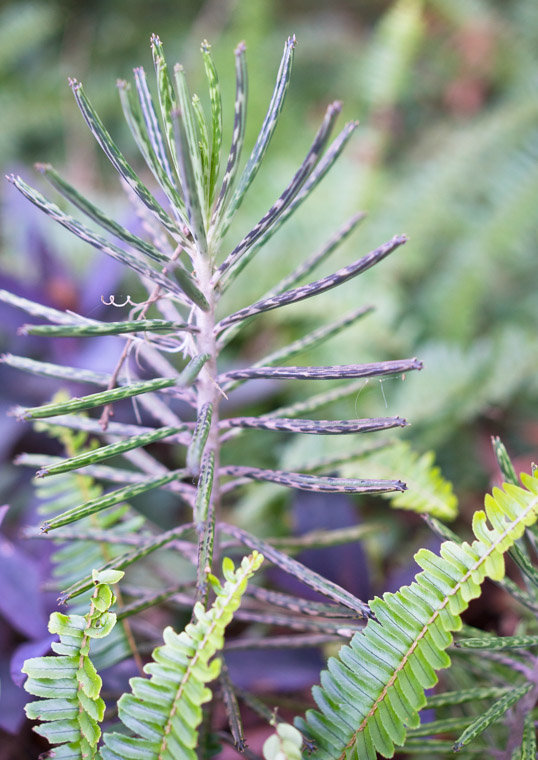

left=297, top=472, right=538, bottom=759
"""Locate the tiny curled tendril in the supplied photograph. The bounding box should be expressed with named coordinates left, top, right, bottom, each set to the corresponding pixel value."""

left=100, top=294, right=143, bottom=307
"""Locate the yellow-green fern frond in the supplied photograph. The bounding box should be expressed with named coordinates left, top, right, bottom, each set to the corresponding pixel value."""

left=101, top=552, right=263, bottom=760
left=343, top=441, right=458, bottom=521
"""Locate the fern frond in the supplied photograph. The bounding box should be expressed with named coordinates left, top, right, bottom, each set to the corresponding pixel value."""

left=342, top=441, right=458, bottom=521
left=22, top=569, right=124, bottom=758
left=101, top=552, right=263, bottom=760
left=360, top=0, right=424, bottom=112
left=298, top=472, right=538, bottom=759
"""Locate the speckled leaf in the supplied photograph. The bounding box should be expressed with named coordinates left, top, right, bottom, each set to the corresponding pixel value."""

left=36, top=425, right=188, bottom=478
left=187, top=403, right=213, bottom=474
left=69, top=77, right=181, bottom=239
left=453, top=683, right=533, bottom=752
left=200, top=40, right=222, bottom=207
left=219, top=466, right=405, bottom=494
left=1, top=354, right=112, bottom=387
left=215, top=101, right=342, bottom=284
left=221, top=522, right=371, bottom=618
left=221, top=303, right=373, bottom=392
left=20, top=319, right=196, bottom=338
left=36, top=162, right=182, bottom=263
left=219, top=357, right=422, bottom=384
left=212, top=42, right=247, bottom=229
left=117, top=76, right=188, bottom=227
left=15, top=377, right=177, bottom=420
left=172, top=106, right=207, bottom=251
left=219, top=416, right=407, bottom=435
left=216, top=234, right=407, bottom=329
left=7, top=174, right=182, bottom=296
left=41, top=468, right=188, bottom=532
left=218, top=36, right=295, bottom=237
left=222, top=120, right=360, bottom=289
left=174, top=61, right=207, bottom=231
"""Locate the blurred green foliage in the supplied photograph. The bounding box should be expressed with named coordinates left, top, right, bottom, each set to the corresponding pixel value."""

left=1, top=0, right=537, bottom=497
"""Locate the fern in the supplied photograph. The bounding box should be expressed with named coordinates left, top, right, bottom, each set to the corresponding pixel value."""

left=22, top=569, right=124, bottom=759
left=298, top=471, right=538, bottom=759
left=101, top=551, right=263, bottom=760
left=341, top=440, right=458, bottom=521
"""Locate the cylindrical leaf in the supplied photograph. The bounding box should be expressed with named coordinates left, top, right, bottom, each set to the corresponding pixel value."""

left=453, top=683, right=533, bottom=751
left=216, top=234, right=407, bottom=330
left=41, top=469, right=189, bottom=532
left=36, top=425, right=189, bottom=478
left=20, top=319, right=197, bottom=338
left=15, top=377, right=177, bottom=420
left=219, top=466, right=405, bottom=494
left=220, top=416, right=407, bottom=435
left=187, top=403, right=213, bottom=473
left=219, top=357, right=422, bottom=384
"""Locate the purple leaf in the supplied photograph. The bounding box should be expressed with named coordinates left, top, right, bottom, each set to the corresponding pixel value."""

left=0, top=660, right=30, bottom=734
left=10, top=637, right=52, bottom=688
left=0, top=532, right=48, bottom=638
left=225, top=648, right=325, bottom=692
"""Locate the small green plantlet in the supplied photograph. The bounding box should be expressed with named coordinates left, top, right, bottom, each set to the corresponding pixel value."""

left=264, top=721, right=304, bottom=760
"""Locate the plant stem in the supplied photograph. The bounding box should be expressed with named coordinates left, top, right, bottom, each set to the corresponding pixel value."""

left=193, top=252, right=221, bottom=607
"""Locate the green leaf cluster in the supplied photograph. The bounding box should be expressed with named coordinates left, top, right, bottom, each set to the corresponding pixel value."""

left=22, top=569, right=124, bottom=759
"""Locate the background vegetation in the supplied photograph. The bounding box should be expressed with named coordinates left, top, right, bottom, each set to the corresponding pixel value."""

left=0, top=0, right=537, bottom=757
